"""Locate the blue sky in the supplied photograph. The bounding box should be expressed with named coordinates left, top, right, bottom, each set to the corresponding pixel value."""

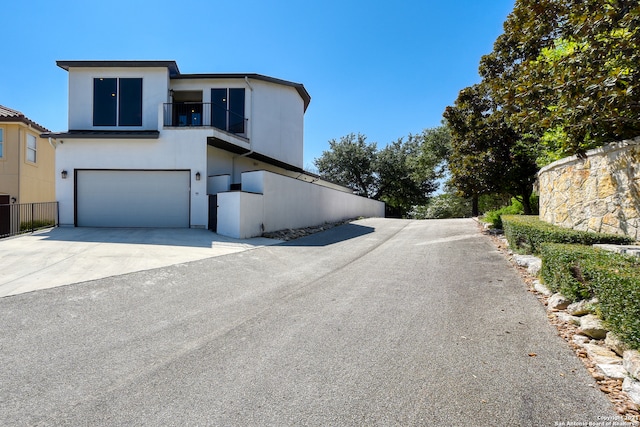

left=2, top=0, right=514, bottom=169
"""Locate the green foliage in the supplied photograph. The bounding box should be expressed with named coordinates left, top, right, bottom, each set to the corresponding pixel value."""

left=315, top=127, right=452, bottom=217
left=443, top=84, right=539, bottom=214
left=314, top=133, right=377, bottom=197
left=482, top=201, right=524, bottom=230
left=410, top=194, right=471, bottom=219
left=539, top=243, right=598, bottom=300
left=481, top=195, right=540, bottom=229
left=540, top=243, right=640, bottom=349
left=502, top=215, right=634, bottom=254
left=376, top=134, right=443, bottom=217
left=480, top=0, right=640, bottom=159
left=19, top=219, right=55, bottom=232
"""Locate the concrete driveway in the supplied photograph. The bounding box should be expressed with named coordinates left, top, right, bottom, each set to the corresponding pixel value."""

left=0, top=227, right=280, bottom=297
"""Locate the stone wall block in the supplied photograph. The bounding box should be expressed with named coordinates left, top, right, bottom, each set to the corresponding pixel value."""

left=538, top=138, right=640, bottom=240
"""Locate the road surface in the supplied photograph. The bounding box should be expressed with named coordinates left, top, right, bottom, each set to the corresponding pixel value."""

left=0, top=218, right=617, bottom=426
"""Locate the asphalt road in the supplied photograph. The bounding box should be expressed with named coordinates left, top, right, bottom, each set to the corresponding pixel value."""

left=0, top=218, right=618, bottom=426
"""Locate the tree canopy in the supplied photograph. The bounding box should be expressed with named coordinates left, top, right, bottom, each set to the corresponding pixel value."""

left=480, top=0, right=640, bottom=159
left=314, top=127, right=451, bottom=217
left=443, top=84, right=538, bottom=215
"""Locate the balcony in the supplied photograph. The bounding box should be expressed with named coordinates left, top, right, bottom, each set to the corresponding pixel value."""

left=163, top=103, right=248, bottom=137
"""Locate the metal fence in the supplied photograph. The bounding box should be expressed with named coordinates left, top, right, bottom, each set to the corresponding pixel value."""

left=163, top=102, right=248, bottom=136
left=0, top=202, right=59, bottom=239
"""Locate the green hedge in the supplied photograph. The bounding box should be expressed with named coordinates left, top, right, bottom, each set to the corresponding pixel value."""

left=502, top=215, right=634, bottom=254
left=539, top=243, right=640, bottom=349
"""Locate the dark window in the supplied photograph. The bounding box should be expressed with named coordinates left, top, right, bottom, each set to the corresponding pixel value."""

left=93, top=78, right=117, bottom=126
left=210, top=88, right=245, bottom=134
left=229, top=88, right=245, bottom=134
left=211, top=88, right=227, bottom=130
left=93, top=77, right=142, bottom=126
left=119, top=78, right=143, bottom=126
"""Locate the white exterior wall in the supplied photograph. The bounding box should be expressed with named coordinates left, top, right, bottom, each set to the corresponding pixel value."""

left=174, top=77, right=304, bottom=170
left=66, top=67, right=169, bottom=131
left=216, top=191, right=264, bottom=239
left=56, top=131, right=208, bottom=227
left=250, top=80, right=304, bottom=168
left=216, top=170, right=385, bottom=238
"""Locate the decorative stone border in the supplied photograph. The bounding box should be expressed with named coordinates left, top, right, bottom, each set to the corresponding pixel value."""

left=482, top=223, right=640, bottom=420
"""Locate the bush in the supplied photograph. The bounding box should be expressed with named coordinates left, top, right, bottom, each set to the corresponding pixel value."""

left=19, top=219, right=56, bottom=232
left=502, top=215, right=634, bottom=254
left=482, top=200, right=523, bottom=229
left=540, top=243, right=640, bottom=349
left=480, top=194, right=539, bottom=229
left=410, top=194, right=471, bottom=219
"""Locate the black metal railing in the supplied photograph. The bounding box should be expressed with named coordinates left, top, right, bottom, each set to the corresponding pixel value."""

left=0, top=202, right=58, bottom=239
left=163, top=102, right=248, bottom=136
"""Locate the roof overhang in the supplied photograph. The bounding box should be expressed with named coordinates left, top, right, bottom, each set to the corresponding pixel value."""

left=41, top=130, right=160, bottom=139
left=207, top=137, right=305, bottom=173
left=56, top=60, right=180, bottom=77
left=176, top=73, right=311, bottom=112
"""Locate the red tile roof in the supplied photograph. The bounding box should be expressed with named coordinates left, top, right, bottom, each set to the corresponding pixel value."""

left=0, top=105, right=50, bottom=133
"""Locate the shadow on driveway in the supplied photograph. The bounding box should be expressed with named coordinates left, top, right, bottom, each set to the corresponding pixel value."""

left=277, top=223, right=376, bottom=247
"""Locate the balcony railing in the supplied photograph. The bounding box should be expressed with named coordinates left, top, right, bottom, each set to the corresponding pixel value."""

left=0, top=202, right=59, bottom=239
left=163, top=102, right=248, bottom=136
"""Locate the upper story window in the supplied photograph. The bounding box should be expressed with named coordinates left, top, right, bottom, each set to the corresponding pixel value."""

left=211, top=88, right=245, bottom=134
left=93, top=78, right=142, bottom=126
left=26, top=134, right=36, bottom=163
left=0, top=128, right=4, bottom=159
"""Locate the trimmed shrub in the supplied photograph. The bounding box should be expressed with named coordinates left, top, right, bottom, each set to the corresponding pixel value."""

left=502, top=215, right=634, bottom=254
left=539, top=243, right=595, bottom=300
left=540, top=243, right=640, bottom=349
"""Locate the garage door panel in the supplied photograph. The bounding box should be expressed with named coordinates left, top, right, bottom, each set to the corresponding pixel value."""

left=77, top=170, right=190, bottom=228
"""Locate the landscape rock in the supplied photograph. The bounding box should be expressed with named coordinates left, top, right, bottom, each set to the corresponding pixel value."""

left=573, top=335, right=591, bottom=346
left=582, top=343, right=623, bottom=365
left=566, top=299, right=595, bottom=316
left=533, top=280, right=553, bottom=296
left=605, top=332, right=630, bottom=357
left=579, top=314, right=608, bottom=340
left=513, top=254, right=542, bottom=276
left=622, top=377, right=640, bottom=405
left=555, top=312, right=581, bottom=325
left=624, top=350, right=640, bottom=380
left=547, top=293, right=571, bottom=311
left=596, top=363, right=629, bottom=379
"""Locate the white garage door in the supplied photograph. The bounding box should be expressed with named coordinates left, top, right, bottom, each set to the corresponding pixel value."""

left=77, top=170, right=190, bottom=228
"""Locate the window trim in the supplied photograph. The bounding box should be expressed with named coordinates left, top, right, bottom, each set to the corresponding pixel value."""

left=26, top=133, right=37, bottom=164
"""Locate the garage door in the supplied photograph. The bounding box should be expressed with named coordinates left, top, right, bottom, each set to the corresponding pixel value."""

left=76, top=170, right=190, bottom=227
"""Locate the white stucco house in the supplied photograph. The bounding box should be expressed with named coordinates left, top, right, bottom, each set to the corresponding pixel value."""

left=45, top=60, right=384, bottom=238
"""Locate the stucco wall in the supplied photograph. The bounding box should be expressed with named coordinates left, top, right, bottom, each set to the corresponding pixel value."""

left=66, top=67, right=169, bottom=131
left=216, top=170, right=385, bottom=238
left=56, top=132, right=208, bottom=227
left=538, top=137, right=640, bottom=241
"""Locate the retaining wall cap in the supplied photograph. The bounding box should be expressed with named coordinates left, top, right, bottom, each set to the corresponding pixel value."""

left=538, top=136, right=640, bottom=176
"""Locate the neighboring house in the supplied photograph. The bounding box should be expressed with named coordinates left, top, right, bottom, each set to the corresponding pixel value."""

left=0, top=105, right=56, bottom=205
left=46, top=60, right=383, bottom=238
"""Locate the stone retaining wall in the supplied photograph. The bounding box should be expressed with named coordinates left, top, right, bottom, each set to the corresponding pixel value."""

left=538, top=137, right=640, bottom=241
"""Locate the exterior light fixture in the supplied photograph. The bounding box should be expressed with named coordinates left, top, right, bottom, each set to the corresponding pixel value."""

left=195, top=172, right=201, bottom=181
left=61, top=170, right=68, bottom=179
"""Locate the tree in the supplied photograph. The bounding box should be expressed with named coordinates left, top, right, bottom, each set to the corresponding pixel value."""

left=314, top=127, right=451, bottom=217
left=314, top=133, right=377, bottom=197
left=480, top=0, right=640, bottom=159
left=375, top=135, right=438, bottom=217
left=443, top=84, right=538, bottom=215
